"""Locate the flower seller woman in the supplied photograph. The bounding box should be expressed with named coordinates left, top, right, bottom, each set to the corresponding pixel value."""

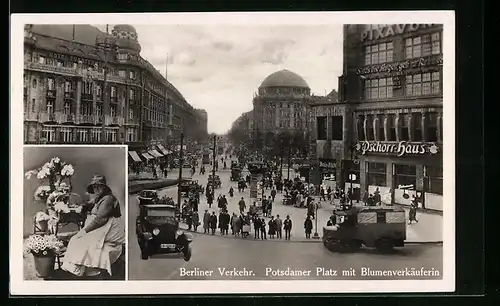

left=61, top=174, right=125, bottom=277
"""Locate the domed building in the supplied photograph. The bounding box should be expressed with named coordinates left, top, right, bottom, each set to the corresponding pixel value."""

left=252, top=69, right=314, bottom=135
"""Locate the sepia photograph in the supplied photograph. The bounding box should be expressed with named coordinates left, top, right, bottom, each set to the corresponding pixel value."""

left=22, top=146, right=127, bottom=281
left=11, top=11, right=455, bottom=295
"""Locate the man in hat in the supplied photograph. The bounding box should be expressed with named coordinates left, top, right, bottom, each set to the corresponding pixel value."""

left=61, top=174, right=125, bottom=277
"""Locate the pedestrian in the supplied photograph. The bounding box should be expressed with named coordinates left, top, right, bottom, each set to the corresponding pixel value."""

left=253, top=216, right=261, bottom=239
left=186, top=210, right=193, bottom=231
left=268, top=216, right=276, bottom=239
left=271, top=188, right=277, bottom=203
left=262, top=197, right=268, bottom=217
left=203, top=210, right=210, bottom=234
left=275, top=214, right=283, bottom=239
left=327, top=186, right=332, bottom=201
left=238, top=197, right=246, bottom=214
left=267, top=196, right=273, bottom=215
left=229, top=186, right=234, bottom=197
left=230, top=213, right=236, bottom=235
left=284, top=215, right=292, bottom=240
left=409, top=196, right=419, bottom=224
left=260, top=218, right=267, bottom=240
left=209, top=211, right=217, bottom=235
left=192, top=211, right=200, bottom=232
left=304, top=216, right=313, bottom=239
left=222, top=211, right=230, bottom=235
left=218, top=210, right=225, bottom=235
left=207, top=192, right=213, bottom=208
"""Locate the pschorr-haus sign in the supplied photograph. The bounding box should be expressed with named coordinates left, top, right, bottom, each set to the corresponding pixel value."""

left=355, top=141, right=440, bottom=157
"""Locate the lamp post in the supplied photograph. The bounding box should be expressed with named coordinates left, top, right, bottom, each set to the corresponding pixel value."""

left=212, top=134, right=217, bottom=195
left=287, top=146, right=291, bottom=180
left=313, top=200, right=320, bottom=239
left=176, top=132, right=184, bottom=220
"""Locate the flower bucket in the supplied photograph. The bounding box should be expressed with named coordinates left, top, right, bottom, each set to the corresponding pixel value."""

left=33, top=255, right=55, bottom=278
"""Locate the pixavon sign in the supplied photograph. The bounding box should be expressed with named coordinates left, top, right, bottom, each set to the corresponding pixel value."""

left=361, top=24, right=438, bottom=41
left=355, top=141, right=439, bottom=157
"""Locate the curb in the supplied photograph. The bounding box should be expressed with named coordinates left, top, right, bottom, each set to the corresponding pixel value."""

left=392, top=203, right=443, bottom=216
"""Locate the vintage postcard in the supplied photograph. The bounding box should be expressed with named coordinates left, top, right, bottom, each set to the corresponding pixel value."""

left=10, top=11, right=455, bottom=295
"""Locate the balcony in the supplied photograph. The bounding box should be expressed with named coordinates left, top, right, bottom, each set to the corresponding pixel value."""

left=46, top=90, right=57, bottom=99
left=81, top=93, right=93, bottom=101
left=61, top=113, right=76, bottom=123
left=24, top=112, right=38, bottom=121
left=39, top=112, right=58, bottom=123
left=105, top=115, right=124, bottom=126
left=110, top=96, right=118, bottom=103
left=78, top=114, right=97, bottom=125
left=64, top=92, right=74, bottom=100
left=25, top=62, right=80, bottom=77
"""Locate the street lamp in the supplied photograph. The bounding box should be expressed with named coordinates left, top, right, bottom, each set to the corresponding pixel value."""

left=212, top=134, right=217, bottom=195
left=176, top=132, right=184, bottom=221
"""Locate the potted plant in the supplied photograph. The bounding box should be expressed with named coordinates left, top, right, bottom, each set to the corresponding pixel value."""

left=24, top=234, right=64, bottom=278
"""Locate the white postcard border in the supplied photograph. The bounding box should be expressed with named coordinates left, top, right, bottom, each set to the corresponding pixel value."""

left=10, top=11, right=455, bottom=295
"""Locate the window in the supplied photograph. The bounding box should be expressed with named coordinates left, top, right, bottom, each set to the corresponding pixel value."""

left=106, top=130, right=117, bottom=142
left=400, top=114, right=409, bottom=141
left=41, top=127, right=55, bottom=142
left=387, top=114, right=396, bottom=141
left=91, top=129, right=101, bottom=142
left=405, top=32, right=442, bottom=59
left=83, top=82, right=93, bottom=94
left=64, top=102, right=71, bottom=114
left=46, top=100, right=54, bottom=113
left=406, top=72, right=441, bottom=96
left=127, top=128, right=136, bottom=142
left=129, top=70, right=135, bottom=79
left=357, top=115, right=365, bottom=141
left=424, top=166, right=443, bottom=195
left=426, top=112, right=439, bottom=142
left=119, top=70, right=126, bottom=78
left=31, top=99, right=35, bottom=113
left=316, top=116, right=327, bottom=140
left=81, top=102, right=92, bottom=115
left=377, top=114, right=385, bottom=141
left=129, top=108, right=134, bottom=120
left=412, top=113, right=423, bottom=141
left=61, top=127, right=72, bottom=143
left=117, top=53, right=127, bottom=61
left=47, top=78, right=55, bottom=90
left=95, top=84, right=102, bottom=99
left=32, top=78, right=37, bottom=88
left=364, top=42, right=394, bottom=65
left=111, top=86, right=117, bottom=98
left=110, top=105, right=117, bottom=117
left=365, top=78, right=393, bottom=100
left=64, top=81, right=72, bottom=92
left=394, top=164, right=417, bottom=188
left=366, top=115, right=374, bottom=141
left=367, top=162, right=387, bottom=187
left=39, top=56, right=46, bottom=64
left=331, top=116, right=343, bottom=140
left=96, top=104, right=102, bottom=118
left=73, top=62, right=78, bottom=69
left=129, top=89, right=135, bottom=100
left=77, top=129, right=89, bottom=142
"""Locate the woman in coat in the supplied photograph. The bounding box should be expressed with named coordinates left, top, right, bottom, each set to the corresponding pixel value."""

left=203, top=210, right=210, bottom=234
left=268, top=216, right=276, bottom=239
left=304, top=216, right=313, bottom=239
left=209, top=212, right=218, bottom=235
left=192, top=211, right=200, bottom=232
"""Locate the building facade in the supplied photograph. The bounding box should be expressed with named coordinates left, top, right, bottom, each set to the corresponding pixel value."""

left=326, top=24, right=444, bottom=210
left=23, top=24, right=207, bottom=149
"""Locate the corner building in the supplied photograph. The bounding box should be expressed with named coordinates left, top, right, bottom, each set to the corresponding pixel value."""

left=335, top=24, right=443, bottom=210
left=23, top=24, right=207, bottom=148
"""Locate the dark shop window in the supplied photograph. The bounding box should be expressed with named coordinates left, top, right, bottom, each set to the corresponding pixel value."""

left=317, top=116, right=327, bottom=140
left=426, top=112, right=438, bottom=142
left=400, top=114, right=410, bottom=141
left=367, top=162, right=387, bottom=186
left=377, top=114, right=385, bottom=141
left=366, top=115, right=374, bottom=141
left=387, top=114, right=396, bottom=141
left=357, top=115, right=365, bottom=141
left=331, top=115, right=343, bottom=140
left=413, top=113, right=423, bottom=142
left=394, top=164, right=417, bottom=187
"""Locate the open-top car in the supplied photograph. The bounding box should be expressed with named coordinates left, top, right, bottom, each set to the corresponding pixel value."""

left=137, top=189, right=159, bottom=206
left=230, top=167, right=242, bottom=181
left=322, top=206, right=406, bottom=253
left=136, top=204, right=192, bottom=261
left=208, top=175, right=221, bottom=188
left=179, top=179, right=202, bottom=196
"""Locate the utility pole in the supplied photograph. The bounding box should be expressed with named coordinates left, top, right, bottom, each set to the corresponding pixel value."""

left=313, top=203, right=320, bottom=239
left=287, top=146, right=291, bottom=180
left=176, top=132, right=184, bottom=219
left=212, top=134, right=216, bottom=195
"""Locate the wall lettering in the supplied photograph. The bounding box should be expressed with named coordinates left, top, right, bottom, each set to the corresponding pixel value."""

left=355, top=141, right=439, bottom=157
left=361, top=24, right=438, bottom=41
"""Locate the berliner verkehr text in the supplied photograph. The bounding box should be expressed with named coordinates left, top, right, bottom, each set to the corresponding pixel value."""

left=179, top=267, right=256, bottom=277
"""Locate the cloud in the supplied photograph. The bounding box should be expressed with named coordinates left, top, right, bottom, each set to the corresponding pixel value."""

left=125, top=24, right=343, bottom=133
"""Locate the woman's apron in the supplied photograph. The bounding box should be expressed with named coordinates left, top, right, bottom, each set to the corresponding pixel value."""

left=61, top=215, right=125, bottom=276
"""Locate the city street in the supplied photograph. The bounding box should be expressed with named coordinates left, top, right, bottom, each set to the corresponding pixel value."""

left=128, top=157, right=443, bottom=280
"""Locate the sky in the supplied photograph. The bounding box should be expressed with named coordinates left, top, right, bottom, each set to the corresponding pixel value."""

left=97, top=24, right=344, bottom=134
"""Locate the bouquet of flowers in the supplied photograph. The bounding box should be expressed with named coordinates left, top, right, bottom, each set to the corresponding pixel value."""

left=23, top=234, right=64, bottom=258
left=34, top=185, right=52, bottom=201
left=25, top=156, right=75, bottom=191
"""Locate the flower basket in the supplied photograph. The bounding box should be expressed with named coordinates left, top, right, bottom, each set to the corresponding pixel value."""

left=33, top=254, right=56, bottom=278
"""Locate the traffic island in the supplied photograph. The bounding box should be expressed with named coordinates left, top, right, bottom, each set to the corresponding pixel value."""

left=129, top=179, right=179, bottom=194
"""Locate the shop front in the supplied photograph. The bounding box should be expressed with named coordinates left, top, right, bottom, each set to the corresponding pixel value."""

left=319, top=158, right=337, bottom=190
left=356, top=141, right=443, bottom=211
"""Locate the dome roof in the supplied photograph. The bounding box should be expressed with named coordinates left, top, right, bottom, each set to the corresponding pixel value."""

left=260, top=69, right=309, bottom=88
left=113, top=24, right=137, bottom=33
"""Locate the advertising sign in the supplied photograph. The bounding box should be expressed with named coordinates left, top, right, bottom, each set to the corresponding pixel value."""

left=355, top=141, right=440, bottom=157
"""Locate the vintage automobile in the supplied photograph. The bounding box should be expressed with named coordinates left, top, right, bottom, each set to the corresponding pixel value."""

left=179, top=179, right=203, bottom=196
left=230, top=167, right=242, bottom=181
left=137, top=189, right=159, bottom=206
left=231, top=160, right=239, bottom=169
left=322, top=206, right=406, bottom=253
left=208, top=174, right=222, bottom=188
left=136, top=204, right=193, bottom=261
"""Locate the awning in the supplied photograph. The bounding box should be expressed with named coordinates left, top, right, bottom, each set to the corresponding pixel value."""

left=142, top=152, right=154, bottom=160
left=128, top=151, right=142, bottom=162
left=149, top=149, right=164, bottom=158
left=157, top=144, right=173, bottom=155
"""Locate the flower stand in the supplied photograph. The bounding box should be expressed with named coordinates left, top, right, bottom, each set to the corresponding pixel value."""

left=33, top=255, right=55, bottom=278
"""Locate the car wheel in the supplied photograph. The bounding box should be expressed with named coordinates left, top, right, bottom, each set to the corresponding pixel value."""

left=182, top=245, right=192, bottom=262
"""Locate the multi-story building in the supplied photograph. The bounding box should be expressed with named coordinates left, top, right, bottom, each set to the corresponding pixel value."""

left=318, top=24, right=443, bottom=210
left=23, top=24, right=208, bottom=150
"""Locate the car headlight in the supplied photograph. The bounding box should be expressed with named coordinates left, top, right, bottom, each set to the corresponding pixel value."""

left=176, top=230, right=183, bottom=236
left=153, top=228, right=160, bottom=236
